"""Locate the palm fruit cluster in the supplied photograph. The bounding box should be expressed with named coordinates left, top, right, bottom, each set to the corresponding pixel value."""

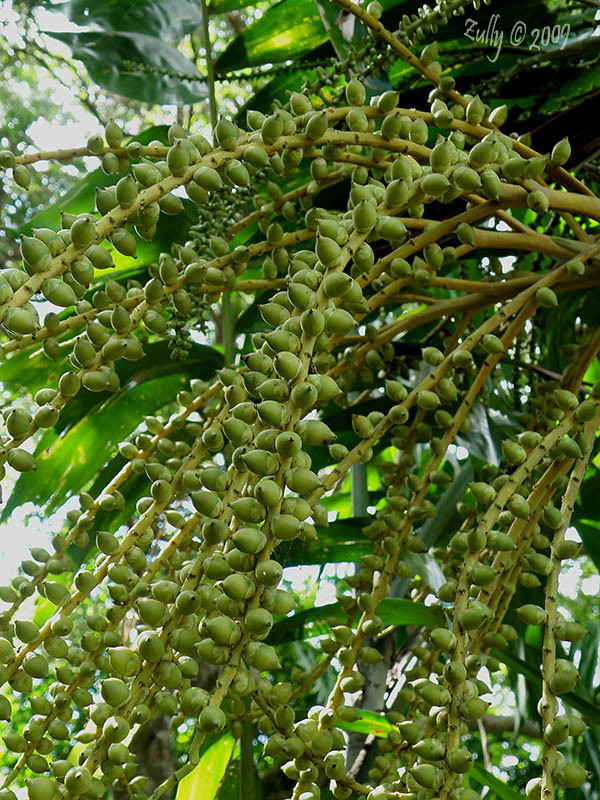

left=0, top=1, right=599, bottom=799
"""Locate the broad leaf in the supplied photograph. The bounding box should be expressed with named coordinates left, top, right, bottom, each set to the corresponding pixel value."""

left=49, top=0, right=201, bottom=40
left=176, top=733, right=235, bottom=800
left=214, top=0, right=329, bottom=74
left=48, top=31, right=206, bottom=105
left=336, top=709, right=396, bottom=738
left=470, top=762, right=525, bottom=800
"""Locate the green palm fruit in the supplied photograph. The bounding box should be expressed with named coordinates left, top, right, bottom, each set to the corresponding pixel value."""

left=444, top=661, right=467, bottom=686
left=295, top=419, right=336, bottom=446
left=255, top=400, right=288, bottom=428
left=6, top=408, right=31, bottom=438
left=555, top=620, right=587, bottom=642
left=447, top=748, right=473, bottom=773
left=246, top=642, right=281, bottom=671
left=482, top=334, right=504, bottom=354
left=419, top=682, right=451, bottom=706
left=469, top=482, right=496, bottom=505
left=255, top=559, right=283, bottom=587
left=488, top=104, right=507, bottom=125
left=137, top=597, right=167, bottom=627
left=26, top=778, right=57, bottom=800
left=429, top=628, right=456, bottom=653
left=290, top=381, right=318, bottom=409
left=566, top=258, right=585, bottom=276
left=0, top=149, right=16, bottom=168
left=528, top=190, right=550, bottom=214
left=166, top=140, right=190, bottom=176
left=455, top=222, right=475, bottom=246
left=417, top=390, right=440, bottom=410
left=550, top=659, right=579, bottom=694
left=101, top=678, right=130, bottom=708
left=290, top=92, right=312, bottom=114
left=480, top=168, right=501, bottom=200
left=225, top=159, right=250, bottom=186
left=486, top=532, right=514, bottom=553
left=23, top=653, right=48, bottom=679
left=42, top=277, right=78, bottom=307
left=100, top=153, right=122, bottom=175
left=422, top=346, right=444, bottom=366
left=458, top=606, right=487, bottom=630
left=543, top=716, right=569, bottom=746
left=553, top=388, right=578, bottom=410
left=273, top=352, right=301, bottom=381
left=261, top=113, right=283, bottom=145
left=385, top=179, right=409, bottom=208
left=115, top=175, right=137, bottom=208
left=408, top=116, right=428, bottom=145
left=316, top=235, right=341, bottom=268
left=551, top=137, right=571, bottom=166
left=556, top=540, right=581, bottom=559
left=377, top=215, right=407, bottom=243
left=453, top=166, right=481, bottom=192
left=70, top=215, right=96, bottom=248
left=305, top=111, right=328, bottom=141
left=7, top=449, right=36, bottom=472
left=233, top=527, right=267, bottom=555
left=459, top=697, right=490, bottom=720
left=502, top=440, right=526, bottom=465
left=87, top=244, right=115, bottom=269
left=323, top=308, right=355, bottom=335
left=345, top=77, right=366, bottom=106
left=470, top=565, right=497, bottom=586
left=517, top=604, right=546, bottom=626
left=270, top=513, right=301, bottom=541
left=13, top=163, right=31, bottom=189
left=111, top=228, right=137, bottom=257
left=242, top=450, right=279, bottom=476
left=43, top=581, right=69, bottom=605
left=554, top=763, right=588, bottom=788
left=412, top=736, right=445, bottom=761
left=410, top=764, right=441, bottom=790
left=159, top=192, right=184, bottom=215
left=465, top=95, right=485, bottom=125
left=421, top=172, right=450, bottom=197
left=468, top=141, right=495, bottom=169
left=508, top=494, right=530, bottom=519
left=199, top=706, right=226, bottom=733
left=21, top=234, right=52, bottom=270
left=223, top=573, right=255, bottom=602
left=542, top=505, right=564, bottom=529
left=430, top=140, right=454, bottom=172
left=215, top=118, right=239, bottom=149
left=285, top=467, right=322, bottom=495
left=206, top=616, right=241, bottom=646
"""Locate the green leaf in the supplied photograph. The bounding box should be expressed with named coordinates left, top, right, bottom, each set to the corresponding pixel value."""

left=312, top=0, right=351, bottom=60
left=47, top=31, right=206, bottom=104
left=269, top=597, right=436, bottom=644
left=52, top=0, right=201, bottom=40
left=336, top=709, right=396, bottom=738
left=470, top=761, right=524, bottom=800
left=176, top=733, right=235, bottom=800
left=376, top=598, right=439, bottom=628
left=214, top=0, right=329, bottom=73
left=278, top=517, right=371, bottom=567
left=207, top=0, right=259, bottom=14
left=269, top=602, right=346, bottom=644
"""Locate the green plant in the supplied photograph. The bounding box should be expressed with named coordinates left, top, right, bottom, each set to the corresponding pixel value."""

left=1, top=1, right=600, bottom=800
